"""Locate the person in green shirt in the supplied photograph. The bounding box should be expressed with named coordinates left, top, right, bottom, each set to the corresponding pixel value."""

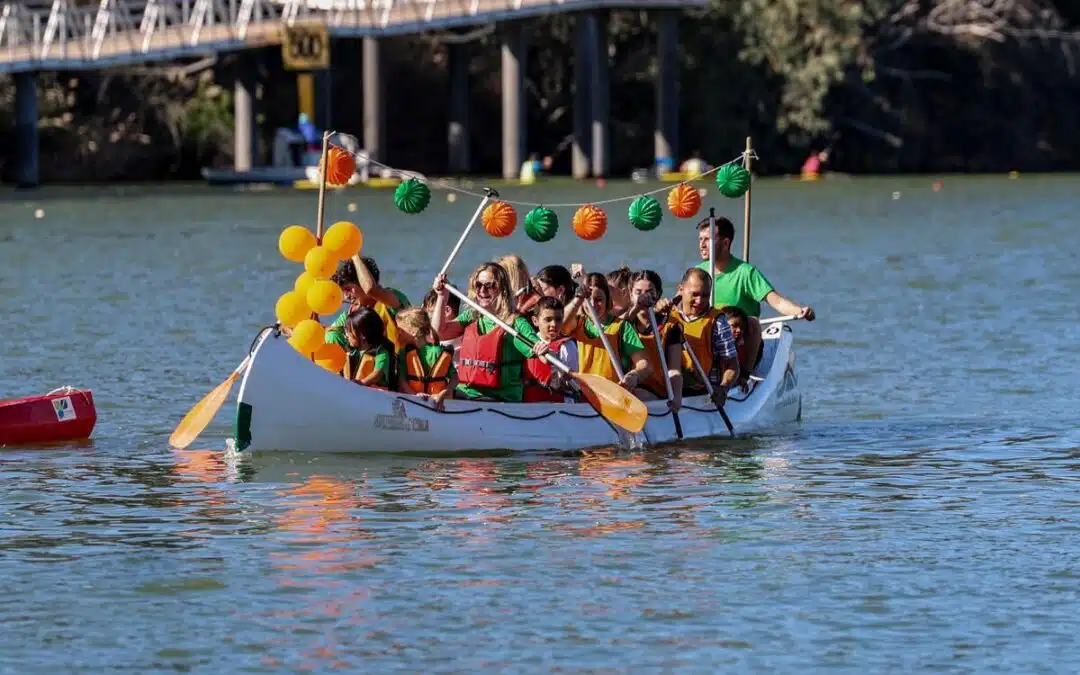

left=561, top=272, right=651, bottom=391
left=326, top=255, right=411, bottom=352
left=693, top=215, right=815, bottom=378
left=394, top=307, right=458, bottom=411
left=430, top=262, right=545, bottom=403
left=342, top=308, right=394, bottom=388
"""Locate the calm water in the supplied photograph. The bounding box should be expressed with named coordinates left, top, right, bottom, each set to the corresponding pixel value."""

left=2, top=175, right=1079, bottom=672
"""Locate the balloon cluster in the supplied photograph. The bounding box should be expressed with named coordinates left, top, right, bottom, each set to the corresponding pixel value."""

left=275, top=220, right=364, bottom=373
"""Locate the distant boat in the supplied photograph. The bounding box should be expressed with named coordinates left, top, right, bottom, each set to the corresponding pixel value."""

left=0, top=388, right=96, bottom=446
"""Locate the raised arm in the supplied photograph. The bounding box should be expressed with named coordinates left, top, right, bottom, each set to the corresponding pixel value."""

left=352, top=254, right=403, bottom=309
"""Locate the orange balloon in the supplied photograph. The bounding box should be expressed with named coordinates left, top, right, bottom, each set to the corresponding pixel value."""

left=667, top=183, right=702, bottom=219
left=322, top=221, right=363, bottom=260
left=572, top=204, right=608, bottom=241
left=304, top=245, right=337, bottom=279
left=313, top=341, right=347, bottom=373
left=482, top=201, right=517, bottom=238
left=320, top=145, right=357, bottom=186
left=289, top=319, right=325, bottom=356
left=278, top=225, right=317, bottom=263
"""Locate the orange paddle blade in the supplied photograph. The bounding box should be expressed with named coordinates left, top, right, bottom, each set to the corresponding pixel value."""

left=169, top=359, right=247, bottom=449
left=572, top=372, right=648, bottom=433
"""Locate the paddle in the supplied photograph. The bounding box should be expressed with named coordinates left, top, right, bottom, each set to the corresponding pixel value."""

left=444, top=283, right=648, bottom=434
left=680, top=339, right=735, bottom=438
left=169, top=356, right=250, bottom=449
left=438, top=187, right=496, bottom=278
left=759, top=314, right=799, bottom=326
left=647, top=307, right=682, bottom=440
left=579, top=295, right=651, bottom=444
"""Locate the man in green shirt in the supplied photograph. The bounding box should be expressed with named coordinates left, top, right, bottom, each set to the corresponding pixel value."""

left=325, top=255, right=410, bottom=351
left=694, top=216, right=815, bottom=377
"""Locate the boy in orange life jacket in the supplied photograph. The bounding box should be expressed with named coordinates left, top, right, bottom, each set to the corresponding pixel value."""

left=719, top=304, right=761, bottom=390
left=674, top=267, right=740, bottom=407
left=522, top=296, right=578, bottom=402
left=342, top=308, right=395, bottom=389
left=394, top=308, right=457, bottom=411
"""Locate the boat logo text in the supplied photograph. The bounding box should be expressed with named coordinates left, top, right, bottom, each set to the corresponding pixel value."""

left=374, top=399, right=430, bottom=432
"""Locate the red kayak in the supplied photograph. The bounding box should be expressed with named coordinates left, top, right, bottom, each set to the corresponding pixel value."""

left=0, top=388, right=97, bottom=445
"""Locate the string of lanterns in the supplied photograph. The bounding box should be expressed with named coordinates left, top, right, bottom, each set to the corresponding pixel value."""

left=388, top=154, right=752, bottom=244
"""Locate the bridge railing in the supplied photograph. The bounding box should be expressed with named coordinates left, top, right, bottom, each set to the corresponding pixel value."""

left=1, top=0, right=700, bottom=72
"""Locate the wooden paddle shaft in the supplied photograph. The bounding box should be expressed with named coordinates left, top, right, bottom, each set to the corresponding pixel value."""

left=742, top=136, right=753, bottom=262
left=438, top=191, right=494, bottom=279
left=445, top=283, right=573, bottom=375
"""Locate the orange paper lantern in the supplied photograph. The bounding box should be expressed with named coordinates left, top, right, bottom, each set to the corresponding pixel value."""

left=482, top=201, right=517, bottom=238
left=572, top=204, right=608, bottom=241
left=320, top=145, right=357, bottom=186
left=667, top=183, right=702, bottom=219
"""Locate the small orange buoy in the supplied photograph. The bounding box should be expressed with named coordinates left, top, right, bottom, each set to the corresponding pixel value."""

left=667, top=183, right=702, bottom=219
left=572, top=204, right=608, bottom=241
left=482, top=201, right=517, bottom=238
left=320, top=145, right=356, bottom=186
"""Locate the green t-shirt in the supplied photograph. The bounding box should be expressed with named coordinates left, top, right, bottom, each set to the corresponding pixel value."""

left=579, top=316, right=645, bottom=373
left=695, top=257, right=774, bottom=317
left=325, top=287, right=411, bottom=349
left=453, top=310, right=537, bottom=402
left=398, top=343, right=457, bottom=385
left=347, top=343, right=393, bottom=387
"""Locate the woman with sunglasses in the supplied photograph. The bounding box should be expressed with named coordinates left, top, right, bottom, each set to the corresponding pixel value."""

left=430, top=263, right=545, bottom=402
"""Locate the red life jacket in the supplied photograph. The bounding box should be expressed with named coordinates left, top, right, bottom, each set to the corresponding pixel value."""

left=522, top=337, right=570, bottom=403
left=457, top=320, right=506, bottom=389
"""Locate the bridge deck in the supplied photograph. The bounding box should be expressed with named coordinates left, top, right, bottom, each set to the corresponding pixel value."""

left=1, top=0, right=700, bottom=72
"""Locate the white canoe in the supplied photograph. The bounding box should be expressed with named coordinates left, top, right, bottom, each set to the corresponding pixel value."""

left=232, top=320, right=802, bottom=453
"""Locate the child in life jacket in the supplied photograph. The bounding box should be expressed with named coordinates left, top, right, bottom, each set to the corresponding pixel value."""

left=342, top=307, right=395, bottom=389
left=395, top=307, right=456, bottom=411
left=719, top=304, right=761, bottom=391
left=522, top=296, right=578, bottom=403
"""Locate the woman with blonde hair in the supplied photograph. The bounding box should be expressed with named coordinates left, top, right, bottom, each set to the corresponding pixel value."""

left=430, top=262, right=544, bottom=402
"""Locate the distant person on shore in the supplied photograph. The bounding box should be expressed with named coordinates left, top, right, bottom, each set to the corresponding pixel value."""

left=680, top=151, right=709, bottom=178
left=297, top=113, right=319, bottom=151
left=519, top=153, right=552, bottom=184
left=801, top=150, right=829, bottom=179
left=694, top=216, right=815, bottom=379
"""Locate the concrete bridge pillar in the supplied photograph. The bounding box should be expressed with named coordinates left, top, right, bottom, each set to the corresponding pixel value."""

left=501, top=23, right=527, bottom=180
left=363, top=37, right=386, bottom=164
left=13, top=72, right=40, bottom=188
left=572, top=16, right=592, bottom=179
left=588, top=12, right=610, bottom=179
left=654, top=11, right=679, bottom=170
left=234, top=64, right=255, bottom=172
left=447, top=43, right=471, bottom=174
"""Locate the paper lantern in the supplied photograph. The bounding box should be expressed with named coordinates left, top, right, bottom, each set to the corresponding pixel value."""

left=323, top=220, right=364, bottom=260
left=716, top=163, right=751, bottom=199
left=307, top=279, right=344, bottom=315
left=289, top=319, right=325, bottom=355
left=303, top=245, right=337, bottom=279
left=278, top=225, right=316, bottom=263
left=482, top=201, right=517, bottom=238
left=524, top=206, right=558, bottom=243
left=321, top=145, right=356, bottom=187
left=313, top=341, right=347, bottom=373
left=572, top=204, right=607, bottom=241
left=394, top=178, right=431, bottom=214
left=275, top=290, right=311, bottom=329
left=628, top=196, right=662, bottom=231
left=294, top=271, right=318, bottom=296
left=667, top=183, right=702, bottom=219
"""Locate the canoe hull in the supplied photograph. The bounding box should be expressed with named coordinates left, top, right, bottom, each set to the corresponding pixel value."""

left=0, top=389, right=97, bottom=446
left=234, top=322, right=801, bottom=454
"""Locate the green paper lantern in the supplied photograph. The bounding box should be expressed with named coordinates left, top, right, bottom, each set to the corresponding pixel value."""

left=628, top=196, right=663, bottom=231
left=715, top=163, right=751, bottom=199
left=524, top=206, right=559, bottom=242
left=394, top=178, right=431, bottom=214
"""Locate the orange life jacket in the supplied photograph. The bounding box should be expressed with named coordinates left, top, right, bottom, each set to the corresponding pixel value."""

left=522, top=337, right=570, bottom=403
left=576, top=318, right=624, bottom=383
left=634, top=318, right=677, bottom=398
left=457, top=321, right=506, bottom=389
left=402, top=344, right=454, bottom=395
left=673, top=308, right=723, bottom=391
left=342, top=347, right=391, bottom=390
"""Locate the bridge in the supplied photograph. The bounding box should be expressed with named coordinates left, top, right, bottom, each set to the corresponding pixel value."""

left=1, top=0, right=702, bottom=186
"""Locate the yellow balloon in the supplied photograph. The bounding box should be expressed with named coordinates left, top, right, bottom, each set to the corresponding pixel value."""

left=279, top=225, right=316, bottom=263
left=313, top=341, right=347, bottom=373
left=275, top=290, right=311, bottom=328
left=294, top=271, right=318, bottom=296
left=288, top=318, right=325, bottom=355
left=307, top=279, right=344, bottom=315
left=323, top=221, right=364, bottom=260
left=304, top=245, right=337, bottom=279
